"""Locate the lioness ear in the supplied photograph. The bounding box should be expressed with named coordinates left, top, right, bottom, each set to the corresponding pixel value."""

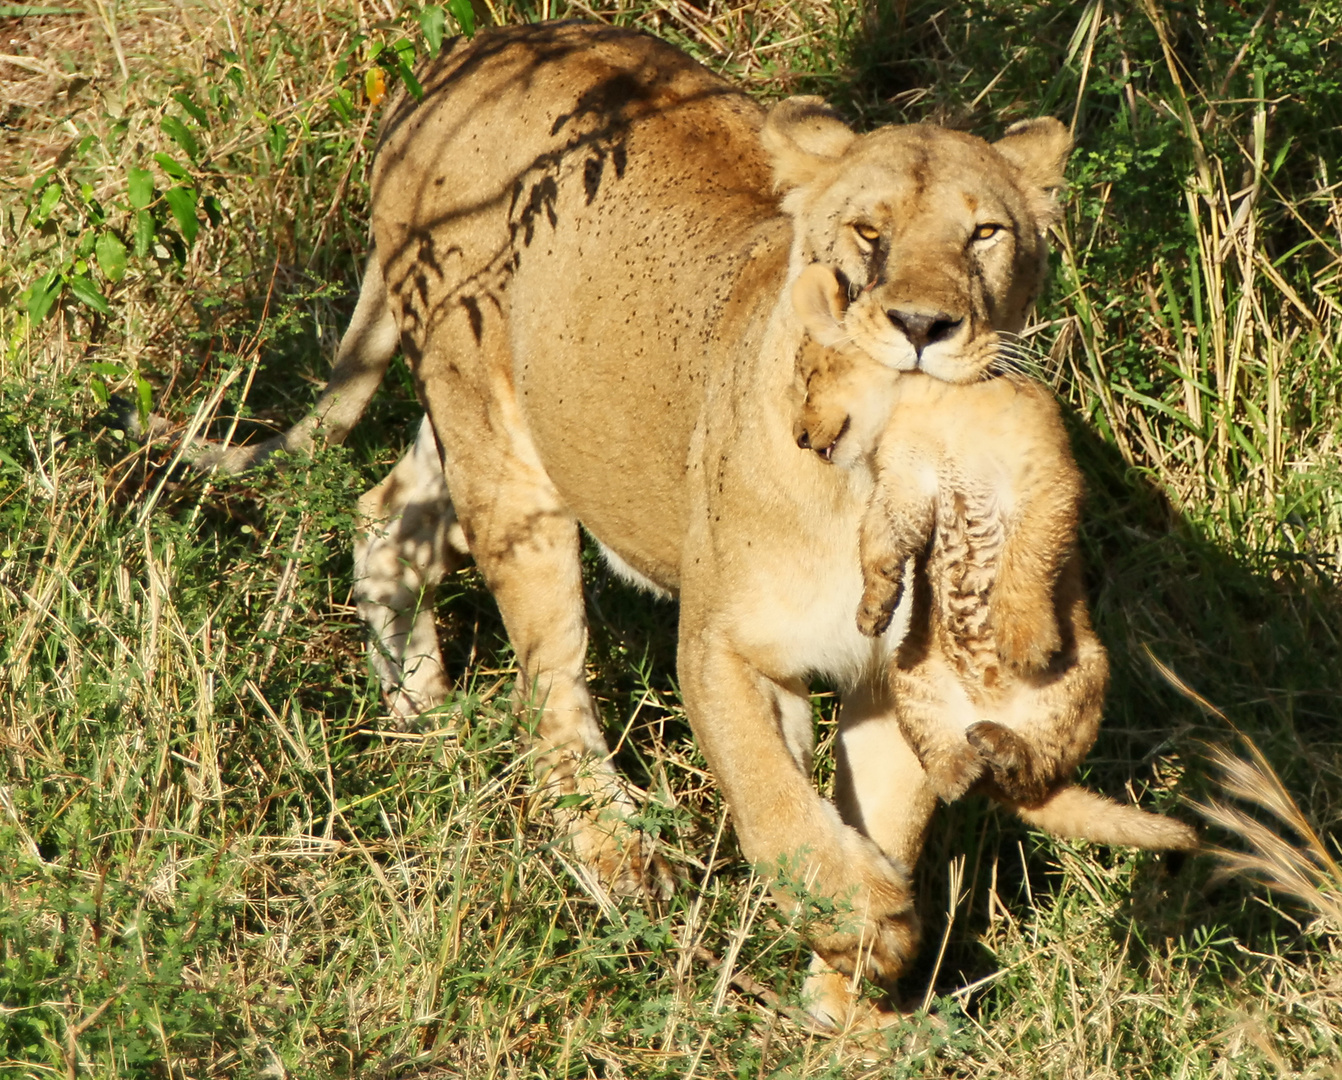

left=761, top=96, right=856, bottom=193
left=993, top=117, right=1073, bottom=224
left=792, top=263, right=848, bottom=347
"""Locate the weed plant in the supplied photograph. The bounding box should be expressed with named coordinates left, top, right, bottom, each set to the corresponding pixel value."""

left=2, top=1, right=1340, bottom=1077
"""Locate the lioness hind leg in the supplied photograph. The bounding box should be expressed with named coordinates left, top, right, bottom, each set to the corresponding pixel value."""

left=465, top=469, right=670, bottom=898
left=415, top=323, right=671, bottom=900
left=355, top=416, right=466, bottom=724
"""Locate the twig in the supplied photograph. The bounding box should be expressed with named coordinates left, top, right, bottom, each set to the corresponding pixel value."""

left=64, top=983, right=129, bottom=1080
left=690, top=945, right=835, bottom=1037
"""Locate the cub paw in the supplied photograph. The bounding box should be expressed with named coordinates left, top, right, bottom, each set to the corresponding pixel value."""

left=856, top=588, right=896, bottom=637
left=966, top=720, right=1049, bottom=805
left=856, top=566, right=904, bottom=637
left=921, top=740, right=986, bottom=803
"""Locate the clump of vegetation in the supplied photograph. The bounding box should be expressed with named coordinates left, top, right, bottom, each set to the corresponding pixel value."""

left=2, top=1, right=1339, bottom=1076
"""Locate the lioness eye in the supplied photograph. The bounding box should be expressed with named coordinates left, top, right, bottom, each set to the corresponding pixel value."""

left=853, top=223, right=881, bottom=243
left=973, top=223, right=1005, bottom=241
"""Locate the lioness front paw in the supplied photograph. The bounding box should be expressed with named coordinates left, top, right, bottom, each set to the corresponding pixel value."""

left=802, top=954, right=904, bottom=1034
left=548, top=776, right=675, bottom=901
left=807, top=827, right=920, bottom=988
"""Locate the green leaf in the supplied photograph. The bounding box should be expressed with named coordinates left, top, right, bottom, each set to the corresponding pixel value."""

left=128, top=167, right=154, bottom=208
left=67, top=274, right=111, bottom=314
left=133, top=209, right=154, bottom=257
left=25, top=270, right=62, bottom=323
left=160, top=116, right=199, bottom=160
left=268, top=123, right=288, bottom=160
left=448, top=0, right=475, bottom=37
left=89, top=362, right=128, bottom=378
left=163, top=186, right=199, bottom=246
left=153, top=152, right=190, bottom=180
left=172, top=91, right=209, bottom=127
left=95, top=231, right=128, bottom=282
left=331, top=87, right=354, bottom=123
left=201, top=194, right=223, bottom=227
left=420, top=5, right=445, bottom=52
left=32, top=182, right=61, bottom=225
left=136, top=376, right=152, bottom=430
left=396, top=58, right=423, bottom=101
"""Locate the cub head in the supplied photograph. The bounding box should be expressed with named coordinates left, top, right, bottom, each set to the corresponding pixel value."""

left=791, top=264, right=902, bottom=464
left=762, top=98, right=1071, bottom=386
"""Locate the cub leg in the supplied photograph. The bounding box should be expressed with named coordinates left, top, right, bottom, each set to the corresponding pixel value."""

left=978, top=561, right=1109, bottom=791
left=857, top=476, right=934, bottom=637
left=889, top=663, right=987, bottom=802
left=964, top=720, right=1051, bottom=806
left=354, top=416, right=467, bottom=723
left=991, top=450, right=1082, bottom=672
left=417, top=320, right=670, bottom=899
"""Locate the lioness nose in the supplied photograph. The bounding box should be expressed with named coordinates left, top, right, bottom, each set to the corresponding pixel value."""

left=886, top=308, right=962, bottom=355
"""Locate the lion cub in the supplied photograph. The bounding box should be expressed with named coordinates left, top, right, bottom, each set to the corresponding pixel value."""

left=791, top=264, right=1195, bottom=850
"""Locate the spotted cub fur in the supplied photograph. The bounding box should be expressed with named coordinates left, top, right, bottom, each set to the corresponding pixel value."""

left=792, top=264, right=1195, bottom=849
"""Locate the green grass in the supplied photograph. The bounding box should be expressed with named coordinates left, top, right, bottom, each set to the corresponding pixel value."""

left=2, top=1, right=1341, bottom=1076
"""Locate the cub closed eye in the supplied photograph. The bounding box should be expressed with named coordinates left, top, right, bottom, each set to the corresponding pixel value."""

left=972, top=223, right=1006, bottom=241
left=853, top=223, right=881, bottom=243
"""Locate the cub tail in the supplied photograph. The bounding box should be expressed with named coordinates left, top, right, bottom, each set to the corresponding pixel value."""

left=1010, top=784, right=1198, bottom=851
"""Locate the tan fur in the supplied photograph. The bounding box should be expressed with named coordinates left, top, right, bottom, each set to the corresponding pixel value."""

left=793, top=274, right=1195, bottom=850
left=213, top=24, right=1099, bottom=998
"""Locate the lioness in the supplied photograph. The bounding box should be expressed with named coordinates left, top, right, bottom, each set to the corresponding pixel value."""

left=211, top=22, right=1080, bottom=1016
left=791, top=266, right=1196, bottom=852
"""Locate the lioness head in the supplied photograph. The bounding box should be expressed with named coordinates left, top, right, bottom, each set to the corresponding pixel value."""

left=762, top=98, right=1071, bottom=387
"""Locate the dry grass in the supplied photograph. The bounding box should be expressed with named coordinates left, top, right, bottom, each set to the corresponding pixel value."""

left=2, top=1, right=1341, bottom=1078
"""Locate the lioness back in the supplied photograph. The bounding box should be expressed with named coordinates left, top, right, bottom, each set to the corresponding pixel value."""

left=372, top=23, right=786, bottom=590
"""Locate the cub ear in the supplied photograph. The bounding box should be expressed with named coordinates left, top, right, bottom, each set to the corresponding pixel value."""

left=791, top=263, right=849, bottom=347
left=993, top=117, right=1073, bottom=224
left=761, top=96, right=856, bottom=193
